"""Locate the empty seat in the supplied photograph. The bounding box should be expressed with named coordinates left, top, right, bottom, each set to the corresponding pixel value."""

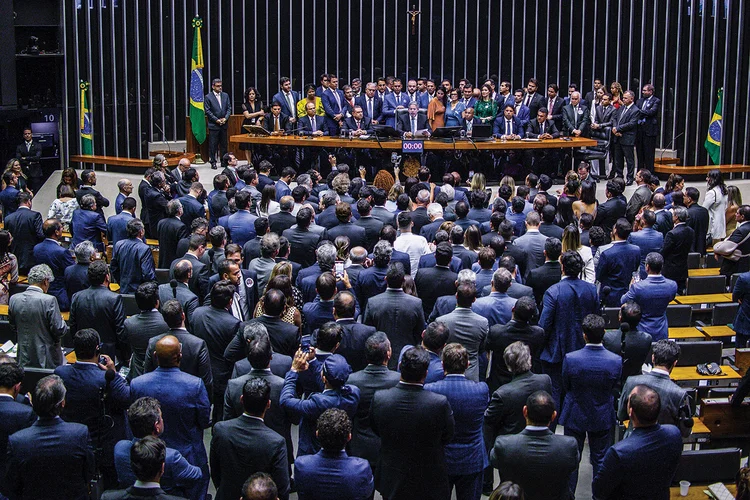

left=687, top=253, right=701, bottom=269
left=705, top=254, right=721, bottom=268
left=707, top=387, right=736, bottom=398
left=686, top=276, right=727, bottom=295
left=120, top=294, right=140, bottom=317
left=675, top=341, right=723, bottom=366
left=712, top=303, right=739, bottom=326
left=603, top=307, right=620, bottom=327
left=673, top=448, right=741, bottom=484
left=155, top=268, right=171, bottom=285
left=667, top=305, right=693, bottom=327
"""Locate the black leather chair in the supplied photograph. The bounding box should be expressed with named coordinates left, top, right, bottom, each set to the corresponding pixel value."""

left=675, top=341, right=723, bottom=366
left=673, top=448, right=741, bottom=484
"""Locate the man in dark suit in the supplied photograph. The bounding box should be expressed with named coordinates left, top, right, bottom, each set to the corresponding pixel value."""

left=157, top=199, right=190, bottom=268
left=381, top=78, right=410, bottom=127
left=539, top=252, right=599, bottom=420
left=621, top=252, right=677, bottom=341
left=211, top=377, right=290, bottom=500
left=560, top=314, right=622, bottom=493
left=652, top=193, right=674, bottom=236
left=527, top=237, right=562, bottom=307
left=493, top=104, right=525, bottom=138
left=103, top=436, right=189, bottom=500
left=143, top=300, right=213, bottom=398
left=395, top=102, right=432, bottom=138
left=490, top=390, right=579, bottom=500
left=415, top=242, right=457, bottom=317
left=626, top=170, right=653, bottom=223
left=525, top=107, right=561, bottom=139
left=177, top=183, right=206, bottom=230
left=685, top=187, right=710, bottom=255
left=204, top=78, right=231, bottom=169
left=522, top=79, right=546, bottom=118
left=353, top=240, right=391, bottom=312
left=0, top=172, right=21, bottom=216
left=111, top=219, right=156, bottom=295
left=295, top=408, right=374, bottom=500
left=271, top=76, right=299, bottom=127
left=370, top=188, right=393, bottom=226
left=282, top=208, right=323, bottom=268
left=437, top=284, right=489, bottom=382
left=5, top=374, right=95, bottom=500
left=326, top=202, right=367, bottom=248
left=268, top=197, right=297, bottom=236
left=70, top=194, right=108, bottom=252
left=321, top=75, right=347, bottom=134
left=15, top=128, right=43, bottom=192
left=544, top=84, right=566, bottom=130
left=719, top=204, right=750, bottom=280
left=356, top=83, right=384, bottom=124
left=262, top=101, right=291, bottom=135
left=169, top=234, right=210, bottom=302
left=635, top=84, right=661, bottom=172
left=594, top=385, right=683, bottom=500
left=483, top=341, right=552, bottom=493
left=594, top=180, right=628, bottom=234
left=370, top=347, right=455, bottom=500
left=246, top=289, right=299, bottom=357
left=243, top=217, right=269, bottom=264
left=205, top=249, right=258, bottom=320
left=353, top=199, right=384, bottom=253
left=130, top=335, right=211, bottom=498
left=425, top=344, right=489, bottom=500
left=54, top=328, right=131, bottom=490
left=597, top=218, right=642, bottom=306
left=144, top=171, right=171, bottom=238
left=661, top=207, right=695, bottom=293
left=297, top=100, right=329, bottom=137
left=342, top=104, right=374, bottom=136
left=190, top=280, right=241, bottom=421
left=302, top=274, right=338, bottom=336
left=108, top=197, right=137, bottom=248
left=75, top=169, right=110, bottom=217
left=485, top=296, right=546, bottom=392
left=4, top=192, right=43, bottom=275
left=363, top=263, right=426, bottom=370
left=611, top=90, right=640, bottom=184
left=68, top=261, right=125, bottom=361
left=158, top=260, right=199, bottom=326
left=618, top=339, right=693, bottom=438
left=124, top=282, right=169, bottom=379
left=0, top=362, right=36, bottom=481
left=324, top=292, right=374, bottom=374
left=419, top=203, right=447, bottom=244
left=33, top=218, right=75, bottom=311
left=347, top=332, right=400, bottom=475
left=561, top=91, right=590, bottom=137
left=603, top=301, right=654, bottom=382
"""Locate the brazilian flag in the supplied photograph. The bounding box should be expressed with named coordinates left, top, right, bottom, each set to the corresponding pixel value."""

left=704, top=88, right=722, bottom=165
left=189, top=17, right=206, bottom=144
left=80, top=81, right=93, bottom=155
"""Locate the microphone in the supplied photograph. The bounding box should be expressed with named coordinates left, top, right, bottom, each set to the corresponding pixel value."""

left=660, top=132, right=685, bottom=162
left=154, top=122, right=171, bottom=155
left=170, top=279, right=178, bottom=299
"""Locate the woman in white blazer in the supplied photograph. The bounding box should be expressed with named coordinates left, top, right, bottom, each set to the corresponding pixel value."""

left=702, top=169, right=729, bottom=244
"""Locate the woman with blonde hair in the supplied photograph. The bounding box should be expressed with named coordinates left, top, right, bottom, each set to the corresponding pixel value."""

left=464, top=225, right=483, bottom=253
left=253, top=272, right=303, bottom=330
left=726, top=185, right=743, bottom=236
left=334, top=235, right=351, bottom=263
left=562, top=224, right=594, bottom=283
left=4, top=158, right=32, bottom=194
left=386, top=183, right=405, bottom=212
left=500, top=175, right=516, bottom=197
left=610, top=81, right=624, bottom=108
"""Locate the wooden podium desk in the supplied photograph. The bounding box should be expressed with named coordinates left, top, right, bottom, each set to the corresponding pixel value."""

left=670, top=366, right=742, bottom=388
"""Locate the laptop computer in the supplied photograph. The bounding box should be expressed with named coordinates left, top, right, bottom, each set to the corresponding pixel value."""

left=470, top=124, right=494, bottom=142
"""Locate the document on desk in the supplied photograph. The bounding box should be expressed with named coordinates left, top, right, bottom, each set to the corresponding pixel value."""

left=707, top=482, right=734, bottom=500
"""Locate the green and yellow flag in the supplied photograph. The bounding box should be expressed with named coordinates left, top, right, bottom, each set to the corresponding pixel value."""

left=704, top=88, right=722, bottom=165
left=80, top=81, right=93, bottom=155
left=189, top=17, right=206, bottom=144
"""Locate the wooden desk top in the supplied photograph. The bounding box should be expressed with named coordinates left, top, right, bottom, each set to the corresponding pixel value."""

left=688, top=268, right=720, bottom=277
left=670, top=483, right=736, bottom=499
left=692, top=418, right=711, bottom=436
left=671, top=365, right=742, bottom=382
left=701, top=325, right=736, bottom=339
left=70, top=153, right=196, bottom=168
left=674, top=294, right=734, bottom=305
left=0, top=304, right=69, bottom=321
left=669, top=327, right=708, bottom=340
left=229, top=134, right=597, bottom=150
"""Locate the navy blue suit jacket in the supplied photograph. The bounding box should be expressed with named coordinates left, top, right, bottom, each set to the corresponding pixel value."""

left=596, top=241, right=642, bottom=306
left=417, top=253, right=462, bottom=273
left=353, top=265, right=387, bottom=313
left=177, top=195, right=205, bottom=229
left=621, top=275, right=678, bottom=341
left=5, top=206, right=44, bottom=272
left=425, top=375, right=489, bottom=475
left=114, top=438, right=202, bottom=496
left=111, top=238, right=156, bottom=295
left=627, top=227, right=664, bottom=278
left=327, top=222, right=367, bottom=248
left=130, top=367, right=211, bottom=467
left=492, top=115, right=524, bottom=137
left=298, top=115, right=329, bottom=135
left=107, top=211, right=135, bottom=248
left=71, top=209, right=107, bottom=252
left=381, top=92, right=411, bottom=127
left=539, top=278, right=599, bottom=364
left=321, top=88, right=347, bottom=132
left=33, top=238, right=75, bottom=311
left=224, top=210, right=257, bottom=247
left=559, top=345, right=622, bottom=432
left=0, top=185, right=20, bottom=215
left=592, top=424, right=682, bottom=500
left=295, top=449, right=374, bottom=500
left=5, top=417, right=94, bottom=500
left=355, top=94, right=384, bottom=123
left=733, top=271, right=750, bottom=337
left=272, top=90, right=301, bottom=119
left=0, top=396, right=36, bottom=476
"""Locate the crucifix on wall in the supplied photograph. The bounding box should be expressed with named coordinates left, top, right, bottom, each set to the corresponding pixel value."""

left=407, top=4, right=421, bottom=35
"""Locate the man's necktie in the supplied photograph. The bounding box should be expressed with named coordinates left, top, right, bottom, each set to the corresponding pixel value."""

left=574, top=106, right=579, bottom=126
left=26, top=143, right=31, bottom=152
left=548, top=98, right=554, bottom=111
left=274, top=116, right=280, bottom=131
left=506, top=120, right=511, bottom=135
left=411, top=117, right=416, bottom=134
left=540, top=122, right=545, bottom=134
left=286, top=93, right=294, bottom=116
left=215, top=92, right=221, bottom=108
left=524, top=94, right=531, bottom=107
left=368, top=98, right=373, bottom=118
left=333, top=90, right=341, bottom=111
left=356, top=121, right=361, bottom=130
left=311, top=117, right=316, bottom=133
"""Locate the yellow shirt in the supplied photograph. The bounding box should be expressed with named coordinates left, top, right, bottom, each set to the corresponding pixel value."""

left=297, top=97, right=325, bottom=118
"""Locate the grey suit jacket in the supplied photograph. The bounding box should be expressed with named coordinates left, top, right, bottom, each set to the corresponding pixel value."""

left=247, top=257, right=276, bottom=294
left=9, top=286, right=69, bottom=368
left=123, top=310, right=169, bottom=379
left=618, top=370, right=692, bottom=438
left=363, top=289, right=425, bottom=370
left=158, top=282, right=199, bottom=329
left=512, top=230, right=548, bottom=277
left=626, top=184, right=652, bottom=223
left=436, top=307, right=489, bottom=381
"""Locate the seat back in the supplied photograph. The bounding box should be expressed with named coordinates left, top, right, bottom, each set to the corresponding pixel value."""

left=667, top=305, right=693, bottom=327
left=0, top=320, right=14, bottom=344
left=155, top=268, right=171, bottom=285
left=120, top=294, right=140, bottom=317
left=685, top=387, right=698, bottom=416
left=705, top=253, right=721, bottom=268
left=687, top=253, right=702, bottom=269
left=675, top=341, right=723, bottom=366
left=9, top=283, right=29, bottom=297
left=731, top=273, right=742, bottom=292
left=20, top=367, right=55, bottom=395
left=686, top=276, right=726, bottom=295
left=603, top=307, right=620, bottom=328
left=673, top=448, right=741, bottom=484
left=712, top=303, right=739, bottom=326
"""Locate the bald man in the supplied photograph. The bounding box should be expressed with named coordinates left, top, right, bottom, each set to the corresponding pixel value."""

left=131, top=335, right=212, bottom=500
left=115, top=178, right=134, bottom=214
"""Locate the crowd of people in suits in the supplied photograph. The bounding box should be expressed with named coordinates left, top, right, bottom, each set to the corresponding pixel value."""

left=2, top=147, right=750, bottom=500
